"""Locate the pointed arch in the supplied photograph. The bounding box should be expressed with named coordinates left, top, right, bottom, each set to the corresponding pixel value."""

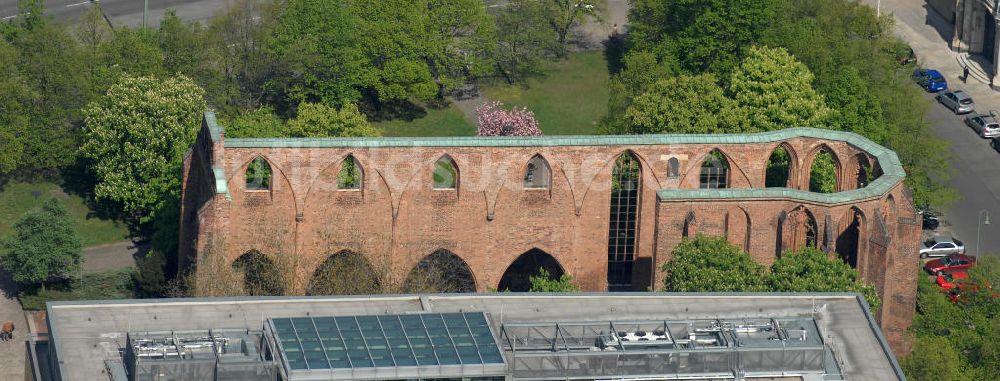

left=683, top=211, right=696, bottom=238
left=836, top=207, right=866, bottom=268
left=854, top=153, right=872, bottom=189
left=432, top=154, right=459, bottom=189
left=808, top=145, right=841, bottom=193
left=245, top=156, right=272, bottom=191
left=307, top=250, right=381, bottom=295
left=402, top=249, right=476, bottom=293
left=667, top=157, right=680, bottom=178
left=524, top=154, right=551, bottom=189
left=607, top=150, right=641, bottom=290
left=765, top=143, right=795, bottom=188
left=699, top=149, right=730, bottom=189
left=337, top=154, right=364, bottom=190
left=232, top=250, right=284, bottom=296
left=497, top=248, right=565, bottom=292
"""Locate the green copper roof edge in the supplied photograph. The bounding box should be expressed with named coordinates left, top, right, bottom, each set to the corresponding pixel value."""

left=203, top=112, right=231, bottom=197
left=656, top=177, right=903, bottom=206
left=207, top=113, right=907, bottom=203
left=205, top=111, right=223, bottom=143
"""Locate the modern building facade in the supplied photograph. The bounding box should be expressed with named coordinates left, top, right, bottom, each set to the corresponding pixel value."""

left=930, top=0, right=1000, bottom=75
left=40, top=294, right=906, bottom=381
left=179, top=112, right=921, bottom=353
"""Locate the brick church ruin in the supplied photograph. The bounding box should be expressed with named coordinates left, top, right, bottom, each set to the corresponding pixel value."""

left=180, top=112, right=920, bottom=352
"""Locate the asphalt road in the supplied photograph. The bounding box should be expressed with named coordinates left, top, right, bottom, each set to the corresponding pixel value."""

left=923, top=88, right=1000, bottom=256
left=0, top=0, right=224, bottom=26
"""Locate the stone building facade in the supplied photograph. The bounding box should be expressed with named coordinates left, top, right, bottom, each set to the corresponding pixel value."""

left=930, top=0, right=1000, bottom=75
left=179, top=112, right=920, bottom=353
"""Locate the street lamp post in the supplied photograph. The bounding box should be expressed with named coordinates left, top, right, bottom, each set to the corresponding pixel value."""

left=977, top=210, right=991, bottom=255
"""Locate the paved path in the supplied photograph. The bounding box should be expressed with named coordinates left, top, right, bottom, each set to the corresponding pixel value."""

left=0, top=271, right=26, bottom=381
left=82, top=240, right=144, bottom=274
left=0, top=0, right=226, bottom=27
left=863, top=0, right=1000, bottom=256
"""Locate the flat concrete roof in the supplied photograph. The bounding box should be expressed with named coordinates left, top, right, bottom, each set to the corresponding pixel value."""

left=45, top=293, right=904, bottom=381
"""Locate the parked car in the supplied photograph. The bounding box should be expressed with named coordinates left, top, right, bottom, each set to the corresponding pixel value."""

left=965, top=113, right=1000, bottom=138
left=918, top=209, right=941, bottom=230
left=948, top=283, right=1000, bottom=303
left=992, top=138, right=1000, bottom=153
left=919, top=235, right=965, bottom=258
left=924, top=254, right=977, bottom=275
left=913, top=68, right=948, bottom=92
left=936, top=271, right=968, bottom=291
left=937, top=90, right=975, bottom=114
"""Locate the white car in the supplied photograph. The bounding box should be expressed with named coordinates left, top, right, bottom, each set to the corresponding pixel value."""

left=965, top=113, right=1000, bottom=138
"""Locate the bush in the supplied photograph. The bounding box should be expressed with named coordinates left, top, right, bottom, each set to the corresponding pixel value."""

left=18, top=268, right=136, bottom=310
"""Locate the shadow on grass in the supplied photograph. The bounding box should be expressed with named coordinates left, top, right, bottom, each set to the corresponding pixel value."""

left=604, top=35, right=627, bottom=75
left=58, top=157, right=129, bottom=225
left=366, top=100, right=429, bottom=123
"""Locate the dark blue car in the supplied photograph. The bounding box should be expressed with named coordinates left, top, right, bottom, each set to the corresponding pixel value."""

left=913, top=69, right=948, bottom=92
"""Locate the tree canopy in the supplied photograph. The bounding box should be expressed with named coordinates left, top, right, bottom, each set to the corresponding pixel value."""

left=624, top=73, right=745, bottom=134
left=80, top=75, right=207, bottom=223
left=1, top=199, right=82, bottom=285
left=662, top=235, right=768, bottom=292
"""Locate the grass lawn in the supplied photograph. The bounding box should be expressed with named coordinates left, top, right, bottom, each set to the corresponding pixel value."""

left=0, top=182, right=129, bottom=247
left=482, top=51, right=610, bottom=135
left=374, top=103, right=476, bottom=137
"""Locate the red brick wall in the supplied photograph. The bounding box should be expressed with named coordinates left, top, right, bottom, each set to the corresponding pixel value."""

left=180, top=126, right=919, bottom=354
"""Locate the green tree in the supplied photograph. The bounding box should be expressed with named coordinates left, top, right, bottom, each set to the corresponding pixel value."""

left=80, top=75, right=207, bottom=223
left=268, top=0, right=369, bottom=109
left=226, top=106, right=288, bottom=138
left=287, top=102, right=380, bottom=137
left=624, top=73, right=746, bottom=134
left=768, top=247, right=880, bottom=310
left=601, top=51, right=678, bottom=134
left=903, top=336, right=967, bottom=381
left=529, top=268, right=579, bottom=292
left=492, top=0, right=562, bottom=84
left=0, top=40, right=34, bottom=176
left=538, top=0, right=606, bottom=46
left=0, top=199, right=82, bottom=286
left=730, top=46, right=835, bottom=131
left=662, top=235, right=768, bottom=292
left=627, top=0, right=781, bottom=75
left=808, top=150, right=838, bottom=193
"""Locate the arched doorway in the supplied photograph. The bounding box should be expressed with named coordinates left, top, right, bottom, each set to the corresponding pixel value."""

left=497, top=249, right=565, bottom=292
left=402, top=249, right=476, bottom=293
left=307, top=250, right=382, bottom=295
left=232, top=250, right=284, bottom=296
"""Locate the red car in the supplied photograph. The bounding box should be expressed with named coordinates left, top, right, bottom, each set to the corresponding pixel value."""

left=923, top=254, right=977, bottom=275
left=946, top=282, right=999, bottom=304
left=936, top=271, right=968, bottom=291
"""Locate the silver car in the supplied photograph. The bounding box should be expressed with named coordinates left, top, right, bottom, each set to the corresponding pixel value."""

left=965, top=113, right=1000, bottom=138
left=937, top=90, right=975, bottom=114
left=919, top=235, right=966, bottom=258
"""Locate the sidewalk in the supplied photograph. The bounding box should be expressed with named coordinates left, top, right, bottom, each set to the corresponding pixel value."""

left=864, top=0, right=1000, bottom=111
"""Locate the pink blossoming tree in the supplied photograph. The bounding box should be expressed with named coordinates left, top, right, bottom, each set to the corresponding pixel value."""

left=475, top=101, right=543, bottom=136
